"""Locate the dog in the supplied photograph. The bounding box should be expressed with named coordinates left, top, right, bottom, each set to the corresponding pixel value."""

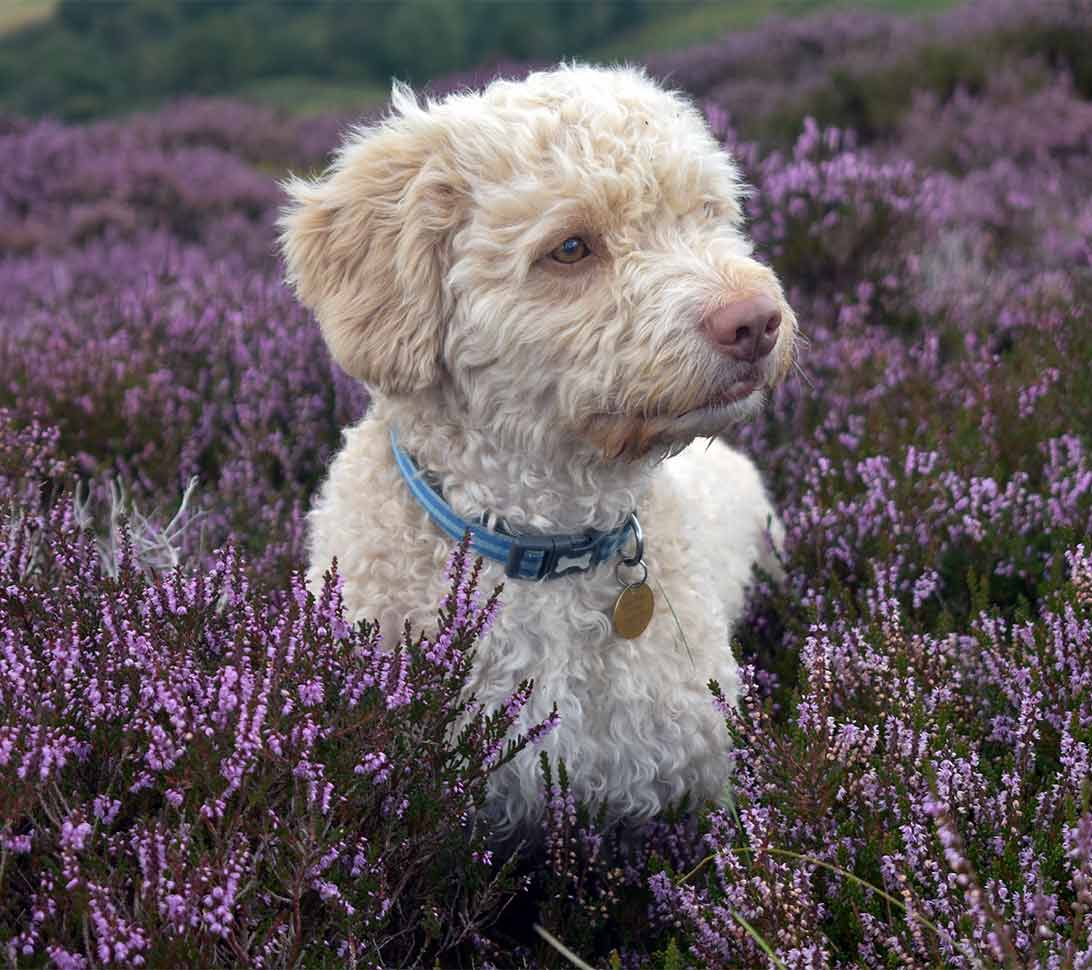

left=279, top=64, right=797, bottom=836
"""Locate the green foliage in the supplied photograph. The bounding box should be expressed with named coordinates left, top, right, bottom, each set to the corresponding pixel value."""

left=652, top=935, right=687, bottom=970
left=588, top=0, right=958, bottom=63
left=0, top=0, right=658, bottom=119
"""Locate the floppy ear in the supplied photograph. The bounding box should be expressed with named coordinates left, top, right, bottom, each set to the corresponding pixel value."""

left=279, top=84, right=464, bottom=395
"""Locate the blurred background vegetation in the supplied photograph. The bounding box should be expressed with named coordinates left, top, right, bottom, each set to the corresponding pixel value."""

left=0, top=0, right=961, bottom=120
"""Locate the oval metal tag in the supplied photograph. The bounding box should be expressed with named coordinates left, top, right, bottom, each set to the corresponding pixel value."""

left=612, top=582, right=655, bottom=639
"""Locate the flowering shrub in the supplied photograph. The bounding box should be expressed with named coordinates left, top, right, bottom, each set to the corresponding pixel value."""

left=1, top=437, right=553, bottom=966
left=2, top=0, right=1091, bottom=965
left=637, top=3, right=1092, bottom=964
left=646, top=0, right=1092, bottom=148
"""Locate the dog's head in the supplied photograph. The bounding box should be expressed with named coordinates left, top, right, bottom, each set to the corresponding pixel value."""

left=280, top=65, right=797, bottom=461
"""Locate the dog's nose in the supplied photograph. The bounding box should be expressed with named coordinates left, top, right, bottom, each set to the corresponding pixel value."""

left=702, top=296, right=781, bottom=362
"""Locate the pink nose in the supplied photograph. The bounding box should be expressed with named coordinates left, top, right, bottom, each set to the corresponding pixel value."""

left=702, top=295, right=781, bottom=362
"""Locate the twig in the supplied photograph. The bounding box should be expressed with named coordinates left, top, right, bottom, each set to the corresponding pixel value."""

left=534, top=924, right=597, bottom=970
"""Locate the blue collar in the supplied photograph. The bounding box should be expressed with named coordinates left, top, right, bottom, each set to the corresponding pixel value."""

left=390, top=428, right=639, bottom=581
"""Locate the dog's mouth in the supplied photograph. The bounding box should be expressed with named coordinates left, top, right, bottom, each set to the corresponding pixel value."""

left=681, top=377, right=761, bottom=416
left=581, top=374, right=766, bottom=461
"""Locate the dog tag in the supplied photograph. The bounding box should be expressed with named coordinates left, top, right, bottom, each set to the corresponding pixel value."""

left=613, top=581, right=654, bottom=639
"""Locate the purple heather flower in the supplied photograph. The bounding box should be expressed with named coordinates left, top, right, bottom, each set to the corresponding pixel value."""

left=2, top=2, right=1092, bottom=962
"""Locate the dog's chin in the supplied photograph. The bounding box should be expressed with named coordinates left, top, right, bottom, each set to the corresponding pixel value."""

left=578, top=378, right=769, bottom=461
left=662, top=379, right=767, bottom=440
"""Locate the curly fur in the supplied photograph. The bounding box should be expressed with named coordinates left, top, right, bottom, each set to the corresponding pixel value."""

left=279, top=64, right=797, bottom=835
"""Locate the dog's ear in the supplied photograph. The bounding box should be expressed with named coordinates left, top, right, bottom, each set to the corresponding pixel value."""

left=279, top=84, right=463, bottom=395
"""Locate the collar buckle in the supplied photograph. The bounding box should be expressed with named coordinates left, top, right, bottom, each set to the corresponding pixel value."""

left=544, top=533, right=602, bottom=580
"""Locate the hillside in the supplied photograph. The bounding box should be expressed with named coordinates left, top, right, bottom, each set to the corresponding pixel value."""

left=0, top=0, right=965, bottom=119
left=2, top=0, right=1091, bottom=965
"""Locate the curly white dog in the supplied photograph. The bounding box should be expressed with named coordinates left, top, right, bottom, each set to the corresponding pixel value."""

left=280, top=64, right=797, bottom=835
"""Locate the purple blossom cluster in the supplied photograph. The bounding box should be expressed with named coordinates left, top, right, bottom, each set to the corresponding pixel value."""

left=0, top=96, right=373, bottom=598
left=1, top=451, right=543, bottom=965
left=2, top=0, right=1091, bottom=965
left=636, top=3, right=1092, bottom=964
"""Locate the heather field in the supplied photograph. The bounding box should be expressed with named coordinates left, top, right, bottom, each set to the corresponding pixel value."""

left=2, top=1, right=1092, bottom=967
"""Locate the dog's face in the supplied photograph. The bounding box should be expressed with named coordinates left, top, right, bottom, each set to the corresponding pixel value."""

left=281, top=66, right=797, bottom=461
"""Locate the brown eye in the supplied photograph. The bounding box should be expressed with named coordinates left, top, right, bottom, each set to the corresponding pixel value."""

left=550, top=236, right=591, bottom=264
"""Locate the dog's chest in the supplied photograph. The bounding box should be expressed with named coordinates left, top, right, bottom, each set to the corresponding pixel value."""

left=307, top=415, right=745, bottom=720
left=463, top=545, right=737, bottom=713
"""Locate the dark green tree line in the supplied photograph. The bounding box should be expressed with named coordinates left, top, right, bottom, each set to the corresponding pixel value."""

left=0, top=0, right=657, bottom=119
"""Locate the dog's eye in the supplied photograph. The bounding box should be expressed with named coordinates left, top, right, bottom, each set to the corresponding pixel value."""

left=550, top=237, right=591, bottom=264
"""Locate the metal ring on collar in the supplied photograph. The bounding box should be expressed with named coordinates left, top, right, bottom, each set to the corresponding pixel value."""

left=620, top=512, right=644, bottom=567
left=615, top=557, right=648, bottom=587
